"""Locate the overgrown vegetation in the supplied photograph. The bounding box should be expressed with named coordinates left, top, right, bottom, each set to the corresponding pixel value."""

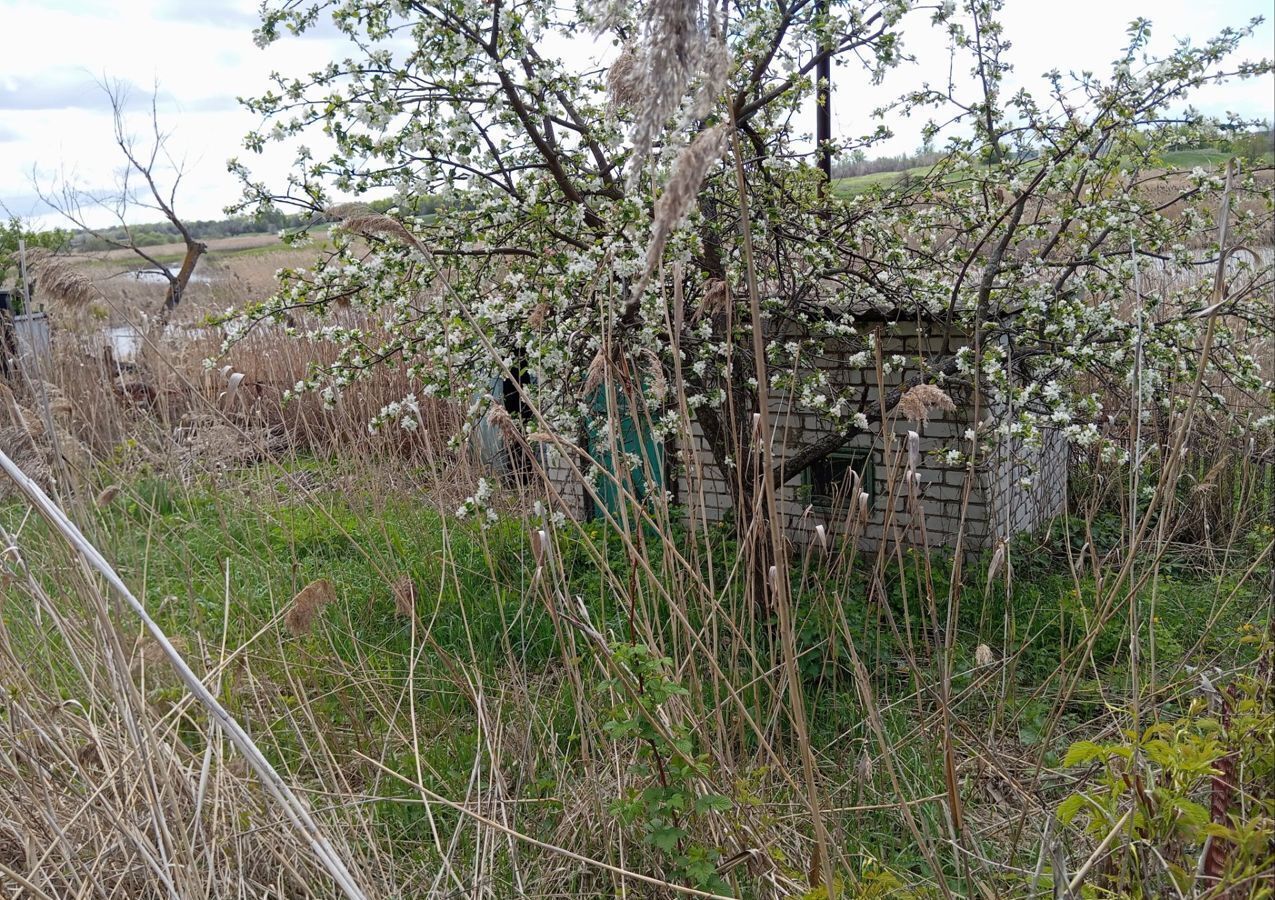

left=0, top=0, right=1272, bottom=898
left=1, top=440, right=1269, bottom=897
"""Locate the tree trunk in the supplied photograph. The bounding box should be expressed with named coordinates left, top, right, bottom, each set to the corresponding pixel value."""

left=157, top=239, right=207, bottom=325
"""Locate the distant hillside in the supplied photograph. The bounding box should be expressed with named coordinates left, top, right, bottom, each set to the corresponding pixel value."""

left=833, top=134, right=1275, bottom=196
left=68, top=195, right=447, bottom=252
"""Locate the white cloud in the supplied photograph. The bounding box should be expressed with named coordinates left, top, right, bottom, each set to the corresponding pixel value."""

left=150, top=0, right=258, bottom=28
left=0, top=0, right=345, bottom=227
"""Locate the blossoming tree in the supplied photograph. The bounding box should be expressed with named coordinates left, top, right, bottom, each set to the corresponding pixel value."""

left=225, top=0, right=1273, bottom=523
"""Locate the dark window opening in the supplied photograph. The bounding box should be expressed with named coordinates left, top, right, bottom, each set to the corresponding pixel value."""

left=501, top=372, right=534, bottom=422
left=804, top=447, right=875, bottom=512
left=498, top=356, right=536, bottom=487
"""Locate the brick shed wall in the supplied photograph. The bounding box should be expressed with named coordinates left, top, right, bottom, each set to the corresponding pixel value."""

left=677, top=377, right=992, bottom=552
left=677, top=322, right=1064, bottom=552
left=536, top=321, right=1067, bottom=549
left=538, top=442, right=588, bottom=519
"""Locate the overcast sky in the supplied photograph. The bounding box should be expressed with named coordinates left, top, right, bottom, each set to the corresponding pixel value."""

left=0, top=0, right=1271, bottom=229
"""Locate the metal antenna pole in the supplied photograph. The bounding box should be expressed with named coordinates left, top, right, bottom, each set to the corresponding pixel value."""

left=816, top=0, right=832, bottom=192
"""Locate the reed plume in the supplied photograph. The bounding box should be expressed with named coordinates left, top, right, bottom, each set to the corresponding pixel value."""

left=285, top=578, right=337, bottom=636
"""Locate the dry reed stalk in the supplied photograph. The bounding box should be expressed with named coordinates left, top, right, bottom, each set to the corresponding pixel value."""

left=642, top=348, right=667, bottom=402
left=582, top=347, right=609, bottom=396
left=488, top=403, right=521, bottom=448
left=725, top=112, right=840, bottom=899
left=286, top=578, right=338, bottom=636
left=530, top=528, right=552, bottom=569
left=0, top=449, right=370, bottom=900
left=598, top=0, right=728, bottom=182
left=0, top=381, right=21, bottom=424
left=856, top=750, right=875, bottom=783
left=986, top=540, right=1009, bottom=593
left=607, top=44, right=643, bottom=109
left=906, top=430, right=921, bottom=473
left=329, top=206, right=428, bottom=256
left=0, top=823, right=24, bottom=874
left=691, top=277, right=729, bottom=323
left=132, top=634, right=189, bottom=687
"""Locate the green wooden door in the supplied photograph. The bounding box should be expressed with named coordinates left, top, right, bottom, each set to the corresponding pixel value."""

left=588, top=385, right=664, bottom=519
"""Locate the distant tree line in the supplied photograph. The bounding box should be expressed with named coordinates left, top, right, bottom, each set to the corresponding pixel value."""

left=69, top=207, right=320, bottom=251
left=63, top=125, right=1272, bottom=255
left=1204, top=126, right=1274, bottom=160
left=67, top=194, right=448, bottom=251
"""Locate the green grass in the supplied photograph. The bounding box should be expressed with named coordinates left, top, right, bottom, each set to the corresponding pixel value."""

left=833, top=164, right=933, bottom=196
left=87, top=467, right=547, bottom=665
left=24, top=463, right=589, bottom=851
left=2, top=459, right=1266, bottom=889
left=1159, top=147, right=1274, bottom=168
left=7, top=461, right=1261, bottom=733
left=1161, top=148, right=1234, bottom=168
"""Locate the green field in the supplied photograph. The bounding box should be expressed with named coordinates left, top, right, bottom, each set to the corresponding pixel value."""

left=832, top=146, right=1273, bottom=196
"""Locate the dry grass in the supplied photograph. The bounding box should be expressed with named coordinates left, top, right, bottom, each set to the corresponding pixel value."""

left=85, top=232, right=288, bottom=263
left=391, top=574, right=417, bottom=618
left=25, top=249, right=96, bottom=308
left=19, top=245, right=458, bottom=471
left=0, top=522, right=377, bottom=899
left=639, top=123, right=730, bottom=290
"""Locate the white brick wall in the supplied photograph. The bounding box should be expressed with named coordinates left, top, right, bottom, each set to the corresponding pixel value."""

left=538, top=443, right=588, bottom=520
left=540, top=327, right=1068, bottom=553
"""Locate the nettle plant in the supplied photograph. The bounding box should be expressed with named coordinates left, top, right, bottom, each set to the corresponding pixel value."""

left=224, top=0, right=1273, bottom=513
left=601, top=642, right=734, bottom=892
left=1057, top=672, right=1275, bottom=896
